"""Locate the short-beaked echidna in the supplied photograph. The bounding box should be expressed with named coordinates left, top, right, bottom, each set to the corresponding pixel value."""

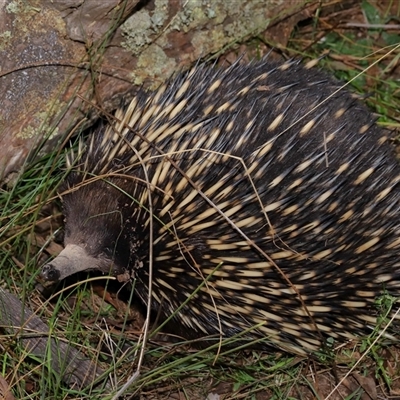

left=42, top=59, right=400, bottom=355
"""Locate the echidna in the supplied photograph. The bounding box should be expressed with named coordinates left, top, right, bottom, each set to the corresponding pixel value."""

left=42, top=59, right=400, bottom=355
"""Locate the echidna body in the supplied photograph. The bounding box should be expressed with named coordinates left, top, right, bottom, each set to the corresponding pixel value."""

left=42, top=59, right=400, bottom=355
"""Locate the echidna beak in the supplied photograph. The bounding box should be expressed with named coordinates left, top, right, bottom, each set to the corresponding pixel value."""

left=41, top=244, right=100, bottom=282
left=41, top=264, right=61, bottom=281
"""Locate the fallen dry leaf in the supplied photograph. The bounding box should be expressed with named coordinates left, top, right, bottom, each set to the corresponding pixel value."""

left=0, top=375, right=15, bottom=400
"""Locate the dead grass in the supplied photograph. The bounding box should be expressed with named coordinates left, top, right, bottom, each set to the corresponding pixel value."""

left=1, top=1, right=400, bottom=399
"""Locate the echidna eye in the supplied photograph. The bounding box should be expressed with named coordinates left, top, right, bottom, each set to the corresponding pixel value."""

left=103, top=247, right=114, bottom=257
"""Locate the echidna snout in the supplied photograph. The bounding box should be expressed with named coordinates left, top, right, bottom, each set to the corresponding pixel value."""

left=42, top=59, right=400, bottom=355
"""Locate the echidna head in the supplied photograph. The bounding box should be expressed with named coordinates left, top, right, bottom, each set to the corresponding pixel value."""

left=42, top=179, right=142, bottom=282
